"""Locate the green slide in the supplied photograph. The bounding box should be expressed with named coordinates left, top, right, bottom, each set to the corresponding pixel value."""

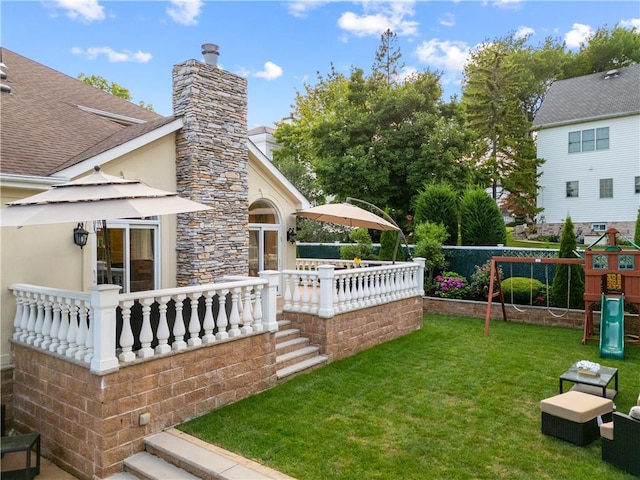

left=599, top=293, right=625, bottom=360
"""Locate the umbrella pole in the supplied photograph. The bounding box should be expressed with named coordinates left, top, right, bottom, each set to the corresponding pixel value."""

left=102, top=220, right=114, bottom=285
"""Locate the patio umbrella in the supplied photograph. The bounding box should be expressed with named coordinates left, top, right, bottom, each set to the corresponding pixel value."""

left=0, top=166, right=212, bottom=283
left=293, top=203, right=400, bottom=231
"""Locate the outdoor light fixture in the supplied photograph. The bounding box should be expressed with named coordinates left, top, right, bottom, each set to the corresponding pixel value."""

left=287, top=228, right=297, bottom=244
left=73, top=223, right=89, bottom=249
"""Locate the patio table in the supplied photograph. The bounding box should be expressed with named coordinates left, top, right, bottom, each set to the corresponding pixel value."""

left=559, top=364, right=618, bottom=399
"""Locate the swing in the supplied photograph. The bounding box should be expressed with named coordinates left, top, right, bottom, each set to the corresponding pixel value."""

left=545, top=263, right=571, bottom=318
left=509, top=263, right=534, bottom=313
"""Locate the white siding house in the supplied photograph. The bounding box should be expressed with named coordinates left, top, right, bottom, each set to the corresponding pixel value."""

left=533, top=64, right=640, bottom=241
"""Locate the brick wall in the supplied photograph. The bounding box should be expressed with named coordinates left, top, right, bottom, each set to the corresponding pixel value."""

left=284, top=297, right=423, bottom=362
left=10, top=333, right=277, bottom=479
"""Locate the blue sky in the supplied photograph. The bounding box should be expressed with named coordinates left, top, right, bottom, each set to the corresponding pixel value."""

left=2, top=1, right=639, bottom=129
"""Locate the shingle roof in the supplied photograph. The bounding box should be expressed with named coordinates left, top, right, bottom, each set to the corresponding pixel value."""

left=0, top=48, right=169, bottom=177
left=533, top=63, right=640, bottom=128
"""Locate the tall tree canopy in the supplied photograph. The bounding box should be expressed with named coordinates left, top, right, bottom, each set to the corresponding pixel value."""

left=273, top=30, right=473, bottom=226
left=77, top=73, right=154, bottom=111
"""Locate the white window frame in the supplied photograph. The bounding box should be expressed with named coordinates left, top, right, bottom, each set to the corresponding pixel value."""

left=568, top=127, right=609, bottom=153
left=566, top=181, right=579, bottom=198
left=591, top=223, right=607, bottom=233
left=599, top=178, right=613, bottom=199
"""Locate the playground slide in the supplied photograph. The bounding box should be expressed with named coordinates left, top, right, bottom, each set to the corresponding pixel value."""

left=599, top=294, right=625, bottom=360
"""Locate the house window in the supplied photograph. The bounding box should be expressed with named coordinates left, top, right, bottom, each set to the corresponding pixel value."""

left=568, top=127, right=609, bottom=153
left=248, top=200, right=280, bottom=278
left=566, top=181, right=579, bottom=198
left=600, top=178, right=613, bottom=198
left=635, top=176, right=640, bottom=194
left=591, top=223, right=607, bottom=232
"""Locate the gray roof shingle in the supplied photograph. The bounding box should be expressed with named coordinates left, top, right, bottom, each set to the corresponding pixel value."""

left=0, top=48, right=170, bottom=177
left=533, top=63, right=640, bottom=128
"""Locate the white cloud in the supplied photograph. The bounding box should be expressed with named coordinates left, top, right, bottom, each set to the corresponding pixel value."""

left=565, top=23, right=593, bottom=48
left=166, top=0, right=204, bottom=26
left=414, top=38, right=470, bottom=73
left=337, top=1, right=419, bottom=37
left=287, top=1, right=329, bottom=18
left=71, top=46, right=152, bottom=63
left=619, top=18, right=640, bottom=31
left=439, top=13, right=455, bottom=28
left=492, top=0, right=522, bottom=9
left=254, top=62, right=283, bottom=80
left=515, top=26, right=535, bottom=40
left=53, top=0, right=105, bottom=22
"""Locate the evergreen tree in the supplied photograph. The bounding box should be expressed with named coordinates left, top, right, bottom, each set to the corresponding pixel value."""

left=551, top=216, right=585, bottom=309
left=635, top=208, right=640, bottom=246
left=378, top=208, right=399, bottom=261
left=372, top=29, right=405, bottom=86
left=413, top=183, right=459, bottom=245
left=459, top=188, right=507, bottom=246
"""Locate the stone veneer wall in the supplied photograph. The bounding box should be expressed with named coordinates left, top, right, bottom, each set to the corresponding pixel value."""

left=172, top=58, right=249, bottom=285
left=10, top=333, right=276, bottom=479
left=283, top=297, right=423, bottom=362
left=539, top=221, right=636, bottom=240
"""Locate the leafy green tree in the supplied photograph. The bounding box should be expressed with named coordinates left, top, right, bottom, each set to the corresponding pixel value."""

left=340, top=228, right=375, bottom=260
left=413, top=221, right=449, bottom=287
left=551, top=216, right=584, bottom=309
left=459, top=188, right=507, bottom=246
left=635, top=208, right=640, bottom=246
left=78, top=73, right=154, bottom=111
left=372, top=28, right=405, bottom=86
left=378, top=208, right=399, bottom=261
left=413, top=183, right=459, bottom=245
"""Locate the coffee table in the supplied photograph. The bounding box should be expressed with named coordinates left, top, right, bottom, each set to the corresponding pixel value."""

left=559, top=364, right=618, bottom=399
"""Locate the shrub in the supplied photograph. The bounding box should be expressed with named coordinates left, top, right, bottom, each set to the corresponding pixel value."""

left=340, top=228, right=376, bottom=260
left=460, top=188, right=507, bottom=246
left=413, top=183, right=459, bottom=245
left=433, top=272, right=470, bottom=299
left=413, top=221, right=449, bottom=287
left=502, top=277, right=546, bottom=305
left=635, top=207, right=640, bottom=246
left=469, top=260, right=503, bottom=300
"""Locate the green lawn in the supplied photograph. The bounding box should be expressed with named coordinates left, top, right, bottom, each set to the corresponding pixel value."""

left=179, top=314, right=640, bottom=480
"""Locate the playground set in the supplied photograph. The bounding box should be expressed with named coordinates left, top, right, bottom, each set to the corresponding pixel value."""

left=484, top=228, right=640, bottom=359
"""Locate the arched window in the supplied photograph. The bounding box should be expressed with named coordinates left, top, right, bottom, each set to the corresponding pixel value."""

left=249, top=200, right=280, bottom=276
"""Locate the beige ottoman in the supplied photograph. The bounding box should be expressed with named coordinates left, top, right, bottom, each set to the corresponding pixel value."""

left=541, top=391, right=613, bottom=445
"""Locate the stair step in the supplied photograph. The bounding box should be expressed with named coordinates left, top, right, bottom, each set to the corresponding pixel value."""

left=104, top=473, right=139, bottom=480
left=276, top=336, right=309, bottom=354
left=275, top=328, right=300, bottom=340
left=276, top=345, right=320, bottom=369
left=277, top=355, right=328, bottom=380
left=124, top=451, right=199, bottom=480
left=277, top=319, right=291, bottom=328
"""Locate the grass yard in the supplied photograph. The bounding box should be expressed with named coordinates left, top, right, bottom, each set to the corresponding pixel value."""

left=179, top=314, right=640, bottom=480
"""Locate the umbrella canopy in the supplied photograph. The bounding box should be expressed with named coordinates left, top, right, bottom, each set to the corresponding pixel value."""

left=293, top=203, right=399, bottom=231
left=0, top=166, right=211, bottom=227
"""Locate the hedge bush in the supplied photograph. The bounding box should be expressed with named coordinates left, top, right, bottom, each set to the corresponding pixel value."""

left=502, top=277, right=546, bottom=305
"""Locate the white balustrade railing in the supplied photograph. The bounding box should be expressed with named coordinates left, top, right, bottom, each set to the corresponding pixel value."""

left=9, top=271, right=279, bottom=374
left=283, top=258, right=425, bottom=317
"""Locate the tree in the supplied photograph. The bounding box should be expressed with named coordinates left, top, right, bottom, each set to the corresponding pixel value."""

left=378, top=207, right=399, bottom=261
left=635, top=208, right=640, bottom=246
left=551, top=216, right=584, bottom=309
left=77, top=73, right=154, bottom=111
left=413, top=183, right=459, bottom=245
left=372, top=29, right=405, bottom=86
left=459, top=188, right=507, bottom=246
left=413, top=221, right=449, bottom=287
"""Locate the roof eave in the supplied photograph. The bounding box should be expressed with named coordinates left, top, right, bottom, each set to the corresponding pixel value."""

left=533, top=110, right=640, bottom=130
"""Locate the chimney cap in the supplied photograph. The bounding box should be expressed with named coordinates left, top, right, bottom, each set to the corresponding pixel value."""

left=201, top=43, right=220, bottom=67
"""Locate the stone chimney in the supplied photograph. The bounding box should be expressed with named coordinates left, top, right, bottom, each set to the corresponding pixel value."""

left=173, top=44, right=249, bottom=284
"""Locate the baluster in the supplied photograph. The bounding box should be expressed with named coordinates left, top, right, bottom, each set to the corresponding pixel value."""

left=338, top=276, right=346, bottom=311
left=310, top=276, right=319, bottom=313
left=363, top=271, right=372, bottom=306
left=65, top=301, right=79, bottom=357
left=216, top=290, right=229, bottom=341
left=292, top=275, right=301, bottom=310
left=301, top=275, right=310, bottom=312
left=28, top=295, right=42, bottom=345
left=138, top=298, right=155, bottom=358
left=56, top=299, right=70, bottom=354
left=228, top=288, right=241, bottom=338
left=46, top=297, right=61, bottom=351
left=344, top=273, right=353, bottom=310
left=241, top=286, right=253, bottom=335
left=187, top=293, right=202, bottom=347
left=202, top=290, right=216, bottom=344
left=356, top=272, right=365, bottom=308
left=156, top=296, right=172, bottom=354
left=12, top=290, right=24, bottom=340
left=283, top=273, right=292, bottom=310
left=75, top=300, right=88, bottom=361
left=119, top=300, right=136, bottom=362
left=39, top=296, right=53, bottom=349
left=172, top=294, right=187, bottom=351
left=83, top=302, right=94, bottom=364
left=19, top=293, right=34, bottom=343
left=252, top=285, right=263, bottom=332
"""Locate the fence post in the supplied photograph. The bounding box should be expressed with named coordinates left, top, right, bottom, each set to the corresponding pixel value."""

left=259, top=270, right=280, bottom=331
left=89, top=284, right=121, bottom=374
left=413, top=257, right=426, bottom=296
left=318, top=265, right=336, bottom=318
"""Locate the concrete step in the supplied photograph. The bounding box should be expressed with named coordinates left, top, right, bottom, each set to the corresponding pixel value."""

left=276, top=355, right=328, bottom=381
left=274, top=328, right=300, bottom=341
left=276, top=336, right=310, bottom=354
left=124, top=451, right=199, bottom=480
left=276, top=345, right=321, bottom=370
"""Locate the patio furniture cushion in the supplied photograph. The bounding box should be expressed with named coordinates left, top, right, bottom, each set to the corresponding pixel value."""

left=600, top=421, right=614, bottom=440
left=540, top=391, right=613, bottom=423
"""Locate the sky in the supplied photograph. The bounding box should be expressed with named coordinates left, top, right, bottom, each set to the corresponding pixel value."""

left=2, top=1, right=639, bottom=129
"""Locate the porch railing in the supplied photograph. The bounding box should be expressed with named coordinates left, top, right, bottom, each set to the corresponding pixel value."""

left=284, top=258, right=425, bottom=317
left=9, top=271, right=279, bottom=374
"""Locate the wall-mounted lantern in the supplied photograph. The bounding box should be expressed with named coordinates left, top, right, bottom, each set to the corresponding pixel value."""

left=287, top=228, right=297, bottom=244
left=73, top=223, right=89, bottom=249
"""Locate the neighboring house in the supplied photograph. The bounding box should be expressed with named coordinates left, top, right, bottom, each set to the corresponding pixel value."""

left=0, top=45, right=308, bottom=368
left=533, top=64, right=640, bottom=241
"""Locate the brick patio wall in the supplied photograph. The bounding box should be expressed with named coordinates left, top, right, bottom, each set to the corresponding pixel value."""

left=10, top=332, right=277, bottom=479
left=283, top=297, right=423, bottom=362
